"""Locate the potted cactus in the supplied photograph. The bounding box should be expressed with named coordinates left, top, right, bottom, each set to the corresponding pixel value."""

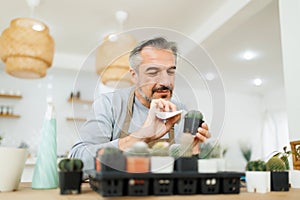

left=245, top=160, right=270, bottom=193
left=183, top=110, right=204, bottom=135
left=150, top=141, right=174, bottom=173
left=58, top=158, right=84, bottom=194
left=266, top=156, right=289, bottom=191
left=95, top=147, right=126, bottom=172
left=124, top=141, right=150, bottom=173
left=170, top=133, right=198, bottom=172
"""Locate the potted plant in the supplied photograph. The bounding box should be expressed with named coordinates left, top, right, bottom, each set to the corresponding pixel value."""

left=58, top=158, right=83, bottom=194
left=124, top=141, right=150, bottom=173
left=245, top=160, right=270, bottom=193
left=170, top=133, right=198, bottom=172
left=169, top=134, right=198, bottom=195
left=95, top=147, right=126, bottom=172
left=149, top=141, right=175, bottom=195
left=198, top=142, right=227, bottom=172
left=150, top=141, right=174, bottom=173
left=266, top=156, right=289, bottom=191
left=123, top=142, right=151, bottom=196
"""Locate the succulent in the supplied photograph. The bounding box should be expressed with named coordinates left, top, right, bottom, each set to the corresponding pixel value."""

left=124, top=141, right=150, bottom=156
left=151, top=141, right=170, bottom=156
left=185, top=110, right=203, bottom=119
left=58, top=158, right=84, bottom=172
left=273, top=146, right=292, bottom=170
left=198, top=142, right=227, bottom=159
left=246, top=160, right=267, bottom=171
left=239, top=142, right=252, bottom=162
left=169, top=144, right=181, bottom=158
left=266, top=156, right=286, bottom=171
left=183, top=110, right=204, bottom=135
left=169, top=134, right=193, bottom=158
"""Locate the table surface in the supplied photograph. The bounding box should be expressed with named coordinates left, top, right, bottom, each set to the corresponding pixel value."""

left=0, top=182, right=299, bottom=200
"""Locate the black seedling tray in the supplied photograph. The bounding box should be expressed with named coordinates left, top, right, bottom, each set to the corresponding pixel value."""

left=87, top=170, right=244, bottom=197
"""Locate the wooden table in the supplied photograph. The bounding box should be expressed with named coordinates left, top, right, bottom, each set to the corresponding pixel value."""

left=1, top=182, right=299, bottom=200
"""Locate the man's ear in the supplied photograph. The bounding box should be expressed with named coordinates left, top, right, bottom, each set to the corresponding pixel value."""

left=129, top=68, right=138, bottom=84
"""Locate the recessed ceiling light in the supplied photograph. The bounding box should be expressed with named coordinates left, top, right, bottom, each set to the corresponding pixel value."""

left=253, top=78, right=262, bottom=86
left=242, top=51, right=256, bottom=60
left=205, top=73, right=215, bottom=81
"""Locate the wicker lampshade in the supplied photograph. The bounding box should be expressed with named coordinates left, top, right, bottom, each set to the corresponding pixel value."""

left=0, top=18, right=54, bottom=79
left=96, top=33, right=136, bottom=88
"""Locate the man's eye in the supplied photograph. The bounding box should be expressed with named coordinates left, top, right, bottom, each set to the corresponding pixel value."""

left=167, top=69, right=176, bottom=75
left=147, top=71, right=159, bottom=76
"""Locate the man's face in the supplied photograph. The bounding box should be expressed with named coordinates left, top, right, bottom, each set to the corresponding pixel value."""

left=133, top=47, right=176, bottom=103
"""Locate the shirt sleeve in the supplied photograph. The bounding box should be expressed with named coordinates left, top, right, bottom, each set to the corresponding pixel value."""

left=68, top=93, right=119, bottom=175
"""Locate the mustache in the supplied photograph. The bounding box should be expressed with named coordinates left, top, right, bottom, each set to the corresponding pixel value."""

left=152, top=86, right=173, bottom=93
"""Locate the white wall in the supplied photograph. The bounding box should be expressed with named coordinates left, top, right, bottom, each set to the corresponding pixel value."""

left=0, top=65, right=288, bottom=172
left=0, top=66, right=99, bottom=156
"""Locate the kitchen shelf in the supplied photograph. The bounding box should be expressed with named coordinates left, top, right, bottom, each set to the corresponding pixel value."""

left=0, top=94, right=22, bottom=99
left=67, top=97, right=93, bottom=105
left=0, top=114, right=21, bottom=118
left=66, top=117, right=86, bottom=122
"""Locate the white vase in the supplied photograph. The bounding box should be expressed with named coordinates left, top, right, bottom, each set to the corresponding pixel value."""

left=246, top=171, right=270, bottom=193
left=151, top=156, right=174, bottom=173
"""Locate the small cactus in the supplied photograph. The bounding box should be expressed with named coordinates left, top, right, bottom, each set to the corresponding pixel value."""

left=266, top=156, right=286, bottom=171
left=183, top=110, right=204, bottom=135
left=124, top=141, right=150, bottom=156
left=169, top=134, right=194, bottom=158
left=246, top=160, right=267, bottom=171
left=58, top=158, right=84, bottom=172
left=169, top=144, right=181, bottom=158
left=151, top=141, right=170, bottom=156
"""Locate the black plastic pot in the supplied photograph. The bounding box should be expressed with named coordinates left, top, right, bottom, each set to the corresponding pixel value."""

left=271, top=171, right=289, bottom=191
left=174, top=157, right=198, bottom=172
left=59, top=171, right=83, bottom=194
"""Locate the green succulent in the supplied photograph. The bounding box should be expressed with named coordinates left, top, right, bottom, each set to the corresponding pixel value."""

left=169, top=144, right=181, bottom=158
left=58, top=158, right=84, bottom=172
left=124, top=141, right=150, bottom=156
left=266, top=156, right=286, bottom=171
left=185, top=110, right=203, bottom=120
left=151, top=141, right=170, bottom=156
left=246, top=160, right=267, bottom=171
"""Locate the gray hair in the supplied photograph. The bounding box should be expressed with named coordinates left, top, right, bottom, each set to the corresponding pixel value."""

left=129, top=37, right=178, bottom=72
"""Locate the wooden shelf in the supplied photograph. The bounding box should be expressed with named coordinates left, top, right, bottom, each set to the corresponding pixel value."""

left=0, top=94, right=22, bottom=99
left=0, top=114, right=21, bottom=118
left=67, top=97, right=93, bottom=104
left=66, top=117, right=86, bottom=122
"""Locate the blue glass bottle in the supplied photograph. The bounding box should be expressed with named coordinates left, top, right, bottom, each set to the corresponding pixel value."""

left=32, top=100, right=58, bottom=189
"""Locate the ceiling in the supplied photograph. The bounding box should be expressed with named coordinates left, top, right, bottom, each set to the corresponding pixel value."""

left=0, top=0, right=284, bottom=95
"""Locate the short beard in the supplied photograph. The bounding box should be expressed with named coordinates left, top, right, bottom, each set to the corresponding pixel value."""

left=138, top=85, right=173, bottom=104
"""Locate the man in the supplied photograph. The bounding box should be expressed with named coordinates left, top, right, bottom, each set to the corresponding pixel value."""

left=69, top=37, right=210, bottom=172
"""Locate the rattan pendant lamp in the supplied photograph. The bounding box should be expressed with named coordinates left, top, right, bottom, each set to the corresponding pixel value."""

left=0, top=0, right=54, bottom=79
left=96, top=11, right=136, bottom=88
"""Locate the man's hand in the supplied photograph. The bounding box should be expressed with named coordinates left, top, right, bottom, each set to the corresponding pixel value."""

left=119, top=98, right=180, bottom=150
left=192, top=122, right=211, bottom=154
left=139, top=98, right=181, bottom=142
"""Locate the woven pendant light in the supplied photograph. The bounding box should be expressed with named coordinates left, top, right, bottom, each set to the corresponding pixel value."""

left=0, top=18, right=54, bottom=79
left=96, top=10, right=136, bottom=88
left=96, top=33, right=136, bottom=88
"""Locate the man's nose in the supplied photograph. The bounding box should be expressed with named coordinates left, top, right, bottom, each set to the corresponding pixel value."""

left=157, top=71, right=171, bottom=86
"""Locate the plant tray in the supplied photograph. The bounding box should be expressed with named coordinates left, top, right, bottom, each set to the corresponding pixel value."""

left=87, top=170, right=244, bottom=197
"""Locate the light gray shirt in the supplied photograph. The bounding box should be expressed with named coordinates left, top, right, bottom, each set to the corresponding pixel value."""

left=69, top=87, right=186, bottom=172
